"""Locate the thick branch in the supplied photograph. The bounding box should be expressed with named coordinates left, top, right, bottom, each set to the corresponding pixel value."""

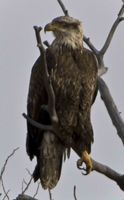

left=92, top=159, right=124, bottom=191
left=98, top=77, right=124, bottom=144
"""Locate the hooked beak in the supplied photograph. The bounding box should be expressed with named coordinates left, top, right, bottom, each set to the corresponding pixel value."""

left=44, top=22, right=57, bottom=33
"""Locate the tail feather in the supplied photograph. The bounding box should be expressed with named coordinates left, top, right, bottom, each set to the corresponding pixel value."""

left=39, top=131, right=64, bottom=190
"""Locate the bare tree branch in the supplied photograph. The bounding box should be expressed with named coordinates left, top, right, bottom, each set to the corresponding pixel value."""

left=48, top=189, right=53, bottom=200
left=100, top=3, right=124, bottom=56
left=92, top=159, right=124, bottom=191
left=1, top=178, right=10, bottom=200
left=22, top=113, right=53, bottom=132
left=33, top=182, right=40, bottom=198
left=33, top=26, right=58, bottom=125
left=57, top=0, right=69, bottom=16
left=0, top=148, right=19, bottom=200
left=0, top=147, right=19, bottom=180
left=21, top=177, right=33, bottom=195
left=73, top=186, right=78, bottom=200
left=21, top=172, right=33, bottom=195
left=98, top=77, right=124, bottom=144
left=26, top=169, right=32, bottom=177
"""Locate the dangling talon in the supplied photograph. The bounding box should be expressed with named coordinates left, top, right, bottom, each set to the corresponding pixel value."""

left=77, top=150, right=92, bottom=175
left=77, top=158, right=84, bottom=170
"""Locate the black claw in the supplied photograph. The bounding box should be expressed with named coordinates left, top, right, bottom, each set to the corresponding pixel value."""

left=77, top=166, right=84, bottom=170
left=81, top=168, right=89, bottom=175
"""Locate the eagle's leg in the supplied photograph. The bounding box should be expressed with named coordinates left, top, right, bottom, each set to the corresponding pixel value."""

left=77, top=150, right=92, bottom=175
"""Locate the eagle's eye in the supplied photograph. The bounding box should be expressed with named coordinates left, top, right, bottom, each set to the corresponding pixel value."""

left=60, top=22, right=68, bottom=27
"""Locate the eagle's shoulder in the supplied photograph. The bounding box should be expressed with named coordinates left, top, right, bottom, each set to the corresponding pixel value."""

left=76, top=47, right=98, bottom=73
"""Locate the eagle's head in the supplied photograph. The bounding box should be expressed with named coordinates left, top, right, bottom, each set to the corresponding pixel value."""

left=44, top=16, right=83, bottom=50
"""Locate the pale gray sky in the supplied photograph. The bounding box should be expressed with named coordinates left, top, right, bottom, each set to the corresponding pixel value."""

left=0, top=0, right=124, bottom=199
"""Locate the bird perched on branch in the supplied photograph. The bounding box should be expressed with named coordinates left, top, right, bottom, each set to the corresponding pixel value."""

left=26, top=15, right=98, bottom=190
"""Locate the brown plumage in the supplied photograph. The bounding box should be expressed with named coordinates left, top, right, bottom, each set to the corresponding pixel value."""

left=26, top=16, right=98, bottom=189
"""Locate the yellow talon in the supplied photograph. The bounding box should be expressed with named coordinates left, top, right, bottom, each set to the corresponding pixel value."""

left=77, top=150, right=92, bottom=175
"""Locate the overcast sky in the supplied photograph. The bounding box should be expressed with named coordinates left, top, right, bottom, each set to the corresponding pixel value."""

left=0, top=0, right=124, bottom=199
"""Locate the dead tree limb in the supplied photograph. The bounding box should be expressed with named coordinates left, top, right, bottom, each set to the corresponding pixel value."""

left=73, top=186, right=78, bottom=200
left=0, top=147, right=19, bottom=181
left=33, top=182, right=40, bottom=199
left=48, top=189, right=53, bottom=200
left=92, top=159, right=124, bottom=191
left=33, top=26, right=58, bottom=125
left=1, top=178, right=10, bottom=200
left=21, top=175, right=33, bottom=195
left=98, top=77, right=124, bottom=144
left=100, top=3, right=124, bottom=56
left=0, top=148, right=19, bottom=200
left=57, top=0, right=69, bottom=16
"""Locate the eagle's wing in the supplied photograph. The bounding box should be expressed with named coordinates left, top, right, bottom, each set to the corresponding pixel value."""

left=73, top=48, right=98, bottom=153
left=26, top=48, right=65, bottom=189
left=26, top=55, right=46, bottom=160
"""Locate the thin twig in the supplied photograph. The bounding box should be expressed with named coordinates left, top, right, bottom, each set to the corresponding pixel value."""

left=1, top=178, right=10, bottom=200
left=48, top=189, right=53, bottom=200
left=33, top=182, right=40, bottom=198
left=2, top=191, right=10, bottom=200
left=100, top=3, right=124, bottom=56
left=0, top=147, right=19, bottom=180
left=21, top=169, right=33, bottom=195
left=73, top=186, right=77, bottom=200
left=21, top=177, right=33, bottom=195
left=26, top=168, right=32, bottom=177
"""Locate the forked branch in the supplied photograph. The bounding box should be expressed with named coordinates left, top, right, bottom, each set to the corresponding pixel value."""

left=100, top=3, right=124, bottom=56
left=0, top=147, right=19, bottom=180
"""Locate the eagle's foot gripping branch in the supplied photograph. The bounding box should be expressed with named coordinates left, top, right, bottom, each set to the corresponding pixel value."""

left=77, top=150, right=92, bottom=175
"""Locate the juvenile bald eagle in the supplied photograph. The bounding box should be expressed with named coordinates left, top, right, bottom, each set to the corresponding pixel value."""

left=26, top=16, right=98, bottom=190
